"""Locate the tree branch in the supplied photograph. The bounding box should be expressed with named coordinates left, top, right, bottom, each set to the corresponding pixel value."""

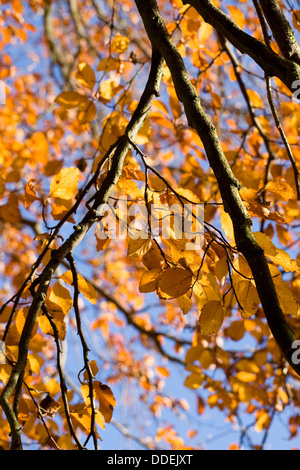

left=134, top=0, right=300, bottom=377
left=182, top=0, right=300, bottom=92
left=0, top=49, right=164, bottom=450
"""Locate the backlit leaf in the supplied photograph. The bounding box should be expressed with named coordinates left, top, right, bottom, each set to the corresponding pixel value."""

left=139, top=269, right=161, bottom=293
left=54, top=91, right=86, bottom=109
left=184, top=373, right=205, bottom=389
left=262, top=179, right=296, bottom=201
left=157, top=267, right=193, bottom=299
left=75, top=62, right=96, bottom=90
left=111, top=33, right=130, bottom=53
left=50, top=167, right=79, bottom=200
left=61, top=270, right=97, bottom=305
left=198, top=300, right=224, bottom=335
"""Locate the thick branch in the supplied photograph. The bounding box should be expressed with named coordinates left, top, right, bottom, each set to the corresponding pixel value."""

left=134, top=0, right=300, bottom=376
left=182, top=0, right=300, bottom=92
left=259, top=0, right=300, bottom=65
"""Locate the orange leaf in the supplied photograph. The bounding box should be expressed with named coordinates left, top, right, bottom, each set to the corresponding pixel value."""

left=54, top=91, right=87, bottom=109
left=139, top=269, right=161, bottom=293
left=47, top=281, right=73, bottom=316
left=50, top=167, right=79, bottom=200
left=262, top=179, right=296, bottom=201
left=157, top=267, right=193, bottom=299
left=61, top=270, right=97, bottom=304
left=198, top=300, right=224, bottom=336
left=94, top=381, right=116, bottom=423
left=111, top=33, right=130, bottom=53
left=75, top=62, right=96, bottom=90
left=24, top=178, right=39, bottom=208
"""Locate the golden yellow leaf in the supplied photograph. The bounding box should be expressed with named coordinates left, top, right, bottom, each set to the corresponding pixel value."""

left=0, top=364, right=12, bottom=385
left=235, top=280, right=260, bottom=317
left=275, top=281, right=299, bottom=316
left=99, top=78, right=123, bottom=102
left=215, top=256, right=228, bottom=284
left=54, top=91, right=86, bottom=109
left=225, top=320, right=245, bottom=341
left=175, top=187, right=201, bottom=203
left=185, top=345, right=202, bottom=364
left=0, top=194, right=21, bottom=223
left=220, top=210, right=235, bottom=242
left=71, top=409, right=95, bottom=431
left=227, top=5, right=246, bottom=28
left=128, top=237, right=152, bottom=258
left=75, top=62, right=96, bottom=90
left=51, top=201, right=75, bottom=223
left=263, top=179, right=296, bottom=201
left=61, top=270, right=97, bottom=305
left=255, top=411, right=271, bottom=432
left=184, top=373, right=205, bottom=389
left=198, top=300, right=224, bottom=335
left=254, top=232, right=299, bottom=273
left=178, top=292, right=192, bottom=315
left=15, top=307, right=38, bottom=338
left=139, top=269, right=161, bottom=293
left=194, top=273, right=221, bottom=309
left=111, top=33, right=130, bottom=53
left=77, top=99, right=97, bottom=123
left=97, top=56, right=119, bottom=72
left=236, top=371, right=256, bottom=382
left=157, top=267, right=193, bottom=299
left=253, top=231, right=277, bottom=256
left=47, top=281, right=73, bottom=316
left=269, top=248, right=299, bottom=273
left=50, top=167, right=79, bottom=200
left=38, top=312, right=66, bottom=340
left=246, top=89, right=264, bottom=108
left=116, top=177, right=144, bottom=200
left=156, top=366, right=170, bottom=377
left=94, top=381, right=116, bottom=423
left=24, top=178, right=38, bottom=208
left=236, top=359, right=260, bottom=374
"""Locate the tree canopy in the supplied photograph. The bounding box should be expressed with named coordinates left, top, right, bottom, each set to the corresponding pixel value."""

left=1, top=0, right=300, bottom=451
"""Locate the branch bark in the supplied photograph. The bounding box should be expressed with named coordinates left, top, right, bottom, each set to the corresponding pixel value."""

left=134, top=0, right=300, bottom=377
left=259, top=0, right=300, bottom=65
left=182, top=0, right=300, bottom=92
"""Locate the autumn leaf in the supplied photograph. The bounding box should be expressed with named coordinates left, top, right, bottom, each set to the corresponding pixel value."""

left=38, top=312, right=66, bottom=340
left=157, top=267, right=193, bottom=299
left=61, top=270, right=97, bottom=304
left=111, top=33, right=130, bottom=53
left=99, top=78, right=123, bottom=102
left=116, top=177, right=144, bottom=200
left=234, top=280, right=260, bottom=318
left=77, top=99, right=97, bottom=123
left=47, top=281, right=73, bottom=316
left=139, top=269, right=161, bottom=293
left=94, top=381, right=116, bottom=424
left=261, top=179, right=296, bottom=201
left=54, top=91, right=87, bottom=109
left=0, top=194, right=21, bottom=223
left=246, top=89, right=264, bottom=108
left=254, top=232, right=299, bottom=273
left=184, top=373, right=205, bottom=389
left=49, top=167, right=79, bottom=200
left=24, top=179, right=39, bottom=208
left=193, top=273, right=222, bottom=309
left=198, top=300, right=225, bottom=336
left=127, top=237, right=152, bottom=258
left=75, top=62, right=96, bottom=90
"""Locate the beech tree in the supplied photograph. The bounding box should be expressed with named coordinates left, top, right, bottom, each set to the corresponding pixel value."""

left=1, top=0, right=300, bottom=450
